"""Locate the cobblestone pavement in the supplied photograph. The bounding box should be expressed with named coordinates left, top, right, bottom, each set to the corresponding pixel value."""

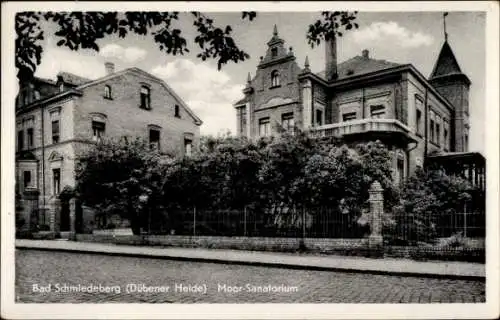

left=15, top=249, right=485, bottom=303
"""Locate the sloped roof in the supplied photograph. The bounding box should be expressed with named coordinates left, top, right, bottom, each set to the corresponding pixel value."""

left=315, top=55, right=400, bottom=80
left=234, top=96, right=249, bottom=106
left=57, top=71, right=92, bottom=86
left=429, top=40, right=463, bottom=78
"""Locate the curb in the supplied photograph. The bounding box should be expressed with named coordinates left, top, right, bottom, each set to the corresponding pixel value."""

left=15, top=245, right=486, bottom=282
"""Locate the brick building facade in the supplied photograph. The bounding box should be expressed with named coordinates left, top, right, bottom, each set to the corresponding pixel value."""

left=234, top=25, right=484, bottom=186
left=15, top=63, right=202, bottom=233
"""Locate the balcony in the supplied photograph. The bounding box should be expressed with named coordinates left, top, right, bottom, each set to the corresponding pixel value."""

left=312, top=119, right=416, bottom=146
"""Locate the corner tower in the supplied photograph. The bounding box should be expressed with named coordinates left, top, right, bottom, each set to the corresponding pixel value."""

left=429, top=16, right=471, bottom=152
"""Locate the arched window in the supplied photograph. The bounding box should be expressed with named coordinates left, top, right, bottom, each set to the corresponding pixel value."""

left=104, top=85, right=112, bottom=99
left=271, top=70, right=280, bottom=87
left=140, top=85, right=151, bottom=109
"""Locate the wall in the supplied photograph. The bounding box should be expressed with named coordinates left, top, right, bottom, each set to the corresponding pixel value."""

left=73, top=70, right=201, bottom=156
left=76, top=234, right=368, bottom=253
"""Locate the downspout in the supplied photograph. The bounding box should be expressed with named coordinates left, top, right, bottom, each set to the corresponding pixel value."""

left=361, top=88, right=365, bottom=119
left=41, top=103, right=46, bottom=209
left=423, top=88, right=428, bottom=166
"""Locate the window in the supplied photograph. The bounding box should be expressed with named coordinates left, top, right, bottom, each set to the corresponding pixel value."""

left=17, top=130, right=24, bottom=151
left=140, top=86, right=151, bottom=109
left=436, top=123, right=441, bottom=146
left=175, top=105, right=181, bottom=118
left=342, top=112, right=357, bottom=122
left=52, top=120, right=60, bottom=144
left=259, top=117, right=270, bottom=137
left=27, top=127, right=34, bottom=148
left=370, top=105, right=385, bottom=119
left=316, top=109, right=323, bottom=126
left=23, top=171, right=32, bottom=189
left=416, top=109, right=422, bottom=135
left=444, top=129, right=449, bottom=151
left=464, top=134, right=469, bottom=151
left=52, top=168, right=61, bottom=195
left=184, top=139, right=193, bottom=156
left=271, top=70, right=280, bottom=87
left=429, top=119, right=435, bottom=143
left=281, top=113, right=294, bottom=134
left=92, top=121, right=105, bottom=142
left=149, top=129, right=160, bottom=150
left=271, top=47, right=278, bottom=57
left=397, top=158, right=405, bottom=185
left=104, top=85, right=112, bottom=99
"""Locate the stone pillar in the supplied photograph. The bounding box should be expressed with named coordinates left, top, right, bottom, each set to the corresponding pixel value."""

left=245, top=102, right=252, bottom=138
left=21, top=188, right=40, bottom=232
left=69, top=198, right=77, bottom=240
left=49, top=198, right=61, bottom=232
left=368, top=181, right=384, bottom=247
left=302, top=79, right=312, bottom=129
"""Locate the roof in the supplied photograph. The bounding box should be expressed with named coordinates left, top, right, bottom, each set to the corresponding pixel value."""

left=427, top=151, right=486, bottom=163
left=76, top=67, right=203, bottom=125
left=233, top=97, right=248, bottom=106
left=315, top=55, right=400, bottom=81
left=57, top=71, right=92, bottom=86
left=429, top=41, right=463, bottom=79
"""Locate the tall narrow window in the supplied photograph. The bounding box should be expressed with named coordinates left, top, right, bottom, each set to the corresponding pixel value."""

left=444, top=128, right=449, bottom=151
left=281, top=113, right=294, bottom=134
left=436, top=123, right=441, bottom=146
left=104, top=85, right=112, bottom=99
left=271, top=70, right=280, bottom=87
left=92, top=121, right=106, bottom=142
left=52, top=168, right=61, bottom=195
left=370, top=105, right=385, bottom=119
left=27, top=127, right=34, bottom=148
left=316, top=109, right=323, bottom=126
left=342, top=112, right=356, bottom=122
left=184, top=139, right=193, bottom=156
left=23, top=171, right=32, bottom=189
left=140, top=86, right=151, bottom=109
left=17, top=130, right=24, bottom=151
left=52, top=120, right=60, bottom=144
left=259, top=117, right=270, bottom=137
left=429, top=119, right=435, bottom=143
left=175, top=105, right=181, bottom=118
left=464, top=134, right=469, bottom=151
left=416, top=109, right=422, bottom=135
left=149, top=129, right=160, bottom=150
left=397, top=158, right=405, bottom=185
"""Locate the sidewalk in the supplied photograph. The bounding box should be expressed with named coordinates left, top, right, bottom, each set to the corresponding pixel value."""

left=15, top=239, right=485, bottom=280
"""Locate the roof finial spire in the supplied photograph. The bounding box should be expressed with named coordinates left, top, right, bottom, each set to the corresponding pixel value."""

left=304, top=56, right=310, bottom=69
left=247, top=72, right=252, bottom=84
left=443, top=12, right=449, bottom=42
left=273, top=24, right=278, bottom=36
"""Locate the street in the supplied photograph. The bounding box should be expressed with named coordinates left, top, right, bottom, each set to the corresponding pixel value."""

left=16, top=249, right=485, bottom=303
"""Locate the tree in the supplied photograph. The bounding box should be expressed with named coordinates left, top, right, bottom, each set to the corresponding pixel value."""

left=74, top=137, right=166, bottom=235
left=15, top=11, right=358, bottom=82
left=388, top=167, right=474, bottom=243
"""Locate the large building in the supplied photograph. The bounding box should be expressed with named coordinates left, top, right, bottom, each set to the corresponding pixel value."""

left=234, top=25, right=484, bottom=186
left=16, top=62, right=202, bottom=233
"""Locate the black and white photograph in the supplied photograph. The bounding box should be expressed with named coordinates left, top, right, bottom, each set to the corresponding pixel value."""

left=1, top=1, right=499, bottom=319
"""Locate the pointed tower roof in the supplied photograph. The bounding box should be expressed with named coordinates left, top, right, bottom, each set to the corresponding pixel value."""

left=429, top=40, right=471, bottom=85
left=267, top=24, right=284, bottom=46
left=430, top=41, right=462, bottom=77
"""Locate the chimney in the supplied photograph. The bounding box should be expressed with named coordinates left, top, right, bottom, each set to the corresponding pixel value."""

left=105, top=62, right=115, bottom=75
left=325, top=38, right=338, bottom=81
left=362, top=49, right=369, bottom=59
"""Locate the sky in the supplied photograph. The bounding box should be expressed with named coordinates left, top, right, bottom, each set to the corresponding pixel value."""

left=34, top=11, right=486, bottom=152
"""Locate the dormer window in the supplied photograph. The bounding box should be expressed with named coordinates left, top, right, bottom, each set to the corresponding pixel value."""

left=271, top=70, right=280, bottom=88
left=271, top=48, right=278, bottom=57
left=140, top=85, right=151, bottom=110
left=104, top=85, right=112, bottom=99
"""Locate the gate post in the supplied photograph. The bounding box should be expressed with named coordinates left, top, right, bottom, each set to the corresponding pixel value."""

left=21, top=188, right=40, bottom=232
left=69, top=198, right=77, bottom=240
left=49, top=198, right=61, bottom=233
left=368, top=181, right=384, bottom=250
